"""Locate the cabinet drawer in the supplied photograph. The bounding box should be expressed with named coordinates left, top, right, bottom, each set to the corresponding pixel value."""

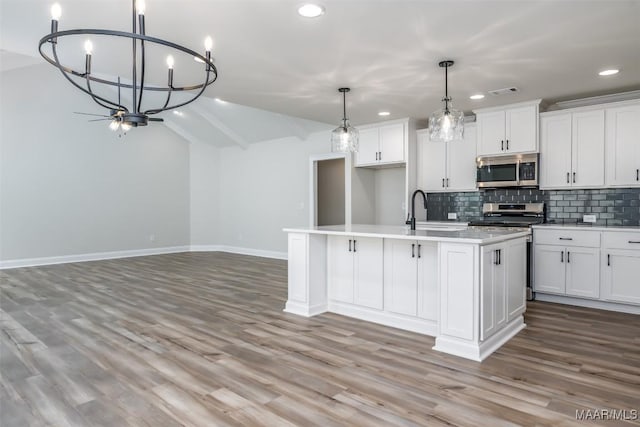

left=533, top=229, right=600, bottom=247
left=603, top=231, right=640, bottom=250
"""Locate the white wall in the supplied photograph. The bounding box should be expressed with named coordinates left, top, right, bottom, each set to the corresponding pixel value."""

left=0, top=65, right=191, bottom=262
left=216, top=132, right=331, bottom=255
left=189, top=142, right=220, bottom=247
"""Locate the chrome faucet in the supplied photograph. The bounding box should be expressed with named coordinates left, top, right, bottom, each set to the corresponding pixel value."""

left=406, top=189, right=427, bottom=230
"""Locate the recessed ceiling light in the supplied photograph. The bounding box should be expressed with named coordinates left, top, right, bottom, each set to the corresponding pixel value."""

left=470, top=94, right=485, bottom=100
left=599, top=69, right=619, bottom=76
left=378, top=111, right=390, bottom=116
left=298, top=4, right=325, bottom=18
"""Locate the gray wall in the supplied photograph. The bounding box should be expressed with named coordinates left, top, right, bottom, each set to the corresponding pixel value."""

left=427, top=188, right=640, bottom=226
left=0, top=65, right=191, bottom=261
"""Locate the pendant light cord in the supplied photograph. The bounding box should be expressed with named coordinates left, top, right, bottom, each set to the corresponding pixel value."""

left=343, top=90, right=347, bottom=124
left=444, top=64, right=449, bottom=113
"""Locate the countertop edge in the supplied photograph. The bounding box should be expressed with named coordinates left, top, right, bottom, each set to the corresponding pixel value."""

left=532, top=224, right=640, bottom=232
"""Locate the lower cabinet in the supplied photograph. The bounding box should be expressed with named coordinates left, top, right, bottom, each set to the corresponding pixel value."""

left=533, top=244, right=600, bottom=298
left=601, top=232, right=640, bottom=305
left=327, top=235, right=383, bottom=309
left=481, top=239, right=526, bottom=341
left=383, top=239, right=438, bottom=320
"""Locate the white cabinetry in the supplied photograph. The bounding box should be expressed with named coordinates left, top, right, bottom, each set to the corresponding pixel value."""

left=474, top=100, right=541, bottom=156
left=605, top=103, right=640, bottom=187
left=481, top=239, right=526, bottom=340
left=383, top=239, right=438, bottom=320
left=355, top=121, right=406, bottom=167
left=533, top=229, right=600, bottom=299
left=540, top=110, right=605, bottom=189
left=417, top=125, right=477, bottom=192
left=327, top=235, right=383, bottom=309
left=601, top=231, right=640, bottom=305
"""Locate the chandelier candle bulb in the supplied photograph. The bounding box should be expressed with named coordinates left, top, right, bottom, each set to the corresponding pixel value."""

left=166, top=55, right=174, bottom=69
left=84, top=40, right=93, bottom=55
left=136, top=0, right=145, bottom=15
left=50, top=3, right=61, bottom=20
left=204, top=36, right=213, bottom=52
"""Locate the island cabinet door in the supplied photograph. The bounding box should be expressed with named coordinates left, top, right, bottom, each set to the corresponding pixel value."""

left=353, top=237, right=384, bottom=309
left=328, top=235, right=355, bottom=303
left=383, top=239, right=418, bottom=316
left=505, top=238, right=527, bottom=321
left=481, top=244, right=506, bottom=341
left=417, top=242, right=438, bottom=321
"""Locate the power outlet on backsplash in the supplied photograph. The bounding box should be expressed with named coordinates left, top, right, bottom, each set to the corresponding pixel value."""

left=448, top=212, right=458, bottom=220
left=583, top=214, right=597, bottom=223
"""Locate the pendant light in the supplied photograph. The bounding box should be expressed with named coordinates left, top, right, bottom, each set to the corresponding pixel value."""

left=429, top=60, right=464, bottom=142
left=331, top=88, right=359, bottom=153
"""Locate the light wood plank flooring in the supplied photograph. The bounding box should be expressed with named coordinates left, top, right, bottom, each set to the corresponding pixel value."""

left=1, top=252, right=639, bottom=426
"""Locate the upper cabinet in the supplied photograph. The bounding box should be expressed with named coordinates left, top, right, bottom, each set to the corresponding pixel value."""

left=474, top=100, right=541, bottom=156
left=605, top=103, right=640, bottom=187
left=417, top=124, right=477, bottom=192
left=540, top=109, right=605, bottom=189
left=355, top=120, right=408, bottom=167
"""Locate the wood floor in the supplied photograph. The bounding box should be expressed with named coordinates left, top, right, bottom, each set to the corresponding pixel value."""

left=1, top=252, right=639, bottom=427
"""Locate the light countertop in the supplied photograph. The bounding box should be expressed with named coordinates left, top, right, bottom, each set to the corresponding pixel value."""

left=283, top=224, right=530, bottom=244
left=532, top=224, right=640, bottom=232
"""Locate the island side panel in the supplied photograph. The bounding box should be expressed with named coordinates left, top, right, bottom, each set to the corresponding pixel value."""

left=284, top=232, right=327, bottom=316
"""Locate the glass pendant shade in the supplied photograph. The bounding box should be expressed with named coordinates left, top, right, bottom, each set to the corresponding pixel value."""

left=429, top=100, right=464, bottom=142
left=331, top=119, right=359, bottom=152
left=331, top=87, right=359, bottom=153
left=429, top=60, right=464, bottom=142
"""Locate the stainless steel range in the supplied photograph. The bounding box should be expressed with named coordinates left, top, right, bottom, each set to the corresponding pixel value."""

left=469, top=203, right=545, bottom=300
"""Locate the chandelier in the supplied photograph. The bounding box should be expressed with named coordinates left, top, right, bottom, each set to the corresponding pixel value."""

left=38, top=0, right=218, bottom=133
left=331, top=88, right=359, bottom=153
left=429, top=60, right=464, bottom=142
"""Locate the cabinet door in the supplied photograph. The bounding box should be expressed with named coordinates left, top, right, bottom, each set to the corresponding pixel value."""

left=476, top=111, right=506, bottom=156
left=505, top=238, right=527, bottom=321
left=505, top=104, right=538, bottom=153
left=355, top=127, right=379, bottom=166
left=565, top=247, right=600, bottom=299
left=601, top=250, right=640, bottom=305
left=540, top=114, right=572, bottom=189
left=417, top=132, right=447, bottom=192
left=447, top=125, right=477, bottom=191
left=417, top=242, right=438, bottom=321
left=533, top=244, right=566, bottom=294
left=572, top=110, right=605, bottom=188
left=327, top=235, right=354, bottom=303
left=481, top=244, right=506, bottom=341
left=605, top=104, right=640, bottom=187
left=353, top=237, right=384, bottom=309
left=379, top=123, right=405, bottom=163
left=383, top=239, right=417, bottom=316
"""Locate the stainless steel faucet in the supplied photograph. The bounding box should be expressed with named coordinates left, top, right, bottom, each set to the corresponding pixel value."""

left=406, top=189, right=427, bottom=230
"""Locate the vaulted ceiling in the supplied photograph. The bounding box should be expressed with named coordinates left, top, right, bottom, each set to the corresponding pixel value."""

left=2, top=0, right=639, bottom=129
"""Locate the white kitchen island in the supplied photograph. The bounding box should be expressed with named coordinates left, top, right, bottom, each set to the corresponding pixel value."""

left=283, top=224, right=530, bottom=361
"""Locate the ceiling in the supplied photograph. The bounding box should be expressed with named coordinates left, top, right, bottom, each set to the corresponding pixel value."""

left=1, top=0, right=639, bottom=127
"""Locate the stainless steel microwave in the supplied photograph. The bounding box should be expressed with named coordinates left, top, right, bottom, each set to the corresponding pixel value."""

left=476, top=153, right=538, bottom=188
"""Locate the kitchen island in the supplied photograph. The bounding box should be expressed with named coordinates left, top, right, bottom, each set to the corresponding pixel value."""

left=283, top=224, right=530, bottom=361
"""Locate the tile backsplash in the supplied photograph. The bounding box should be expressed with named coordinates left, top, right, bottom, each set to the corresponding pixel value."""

left=426, top=188, right=640, bottom=226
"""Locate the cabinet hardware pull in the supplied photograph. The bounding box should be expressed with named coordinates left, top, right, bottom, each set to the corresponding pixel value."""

left=375, top=152, right=379, bottom=161
left=353, top=240, right=357, bottom=252
left=411, top=243, right=415, bottom=258
left=498, top=249, right=501, bottom=265
left=446, top=178, right=449, bottom=187
left=418, top=244, right=422, bottom=258
left=559, top=237, right=573, bottom=241
left=379, top=151, right=382, bottom=161
left=573, top=172, right=576, bottom=183
left=566, top=172, right=570, bottom=184
left=348, top=239, right=352, bottom=252
left=607, top=254, right=610, bottom=266
left=501, top=140, right=504, bottom=151
left=506, top=140, right=509, bottom=150
left=629, top=241, right=640, bottom=244
left=567, top=251, right=570, bottom=263
left=637, top=169, right=639, bottom=181
left=442, top=178, right=445, bottom=188
left=561, top=251, right=564, bottom=263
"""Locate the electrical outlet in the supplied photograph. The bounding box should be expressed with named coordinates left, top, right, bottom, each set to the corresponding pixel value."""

left=448, top=212, right=457, bottom=220
left=149, top=234, right=156, bottom=242
left=583, top=214, right=597, bottom=223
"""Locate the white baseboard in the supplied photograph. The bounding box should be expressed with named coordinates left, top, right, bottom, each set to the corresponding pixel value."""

left=534, top=293, right=640, bottom=315
left=0, top=246, right=191, bottom=269
left=0, top=244, right=287, bottom=270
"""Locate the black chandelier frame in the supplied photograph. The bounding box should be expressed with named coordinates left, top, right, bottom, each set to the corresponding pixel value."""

left=38, top=0, right=218, bottom=128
